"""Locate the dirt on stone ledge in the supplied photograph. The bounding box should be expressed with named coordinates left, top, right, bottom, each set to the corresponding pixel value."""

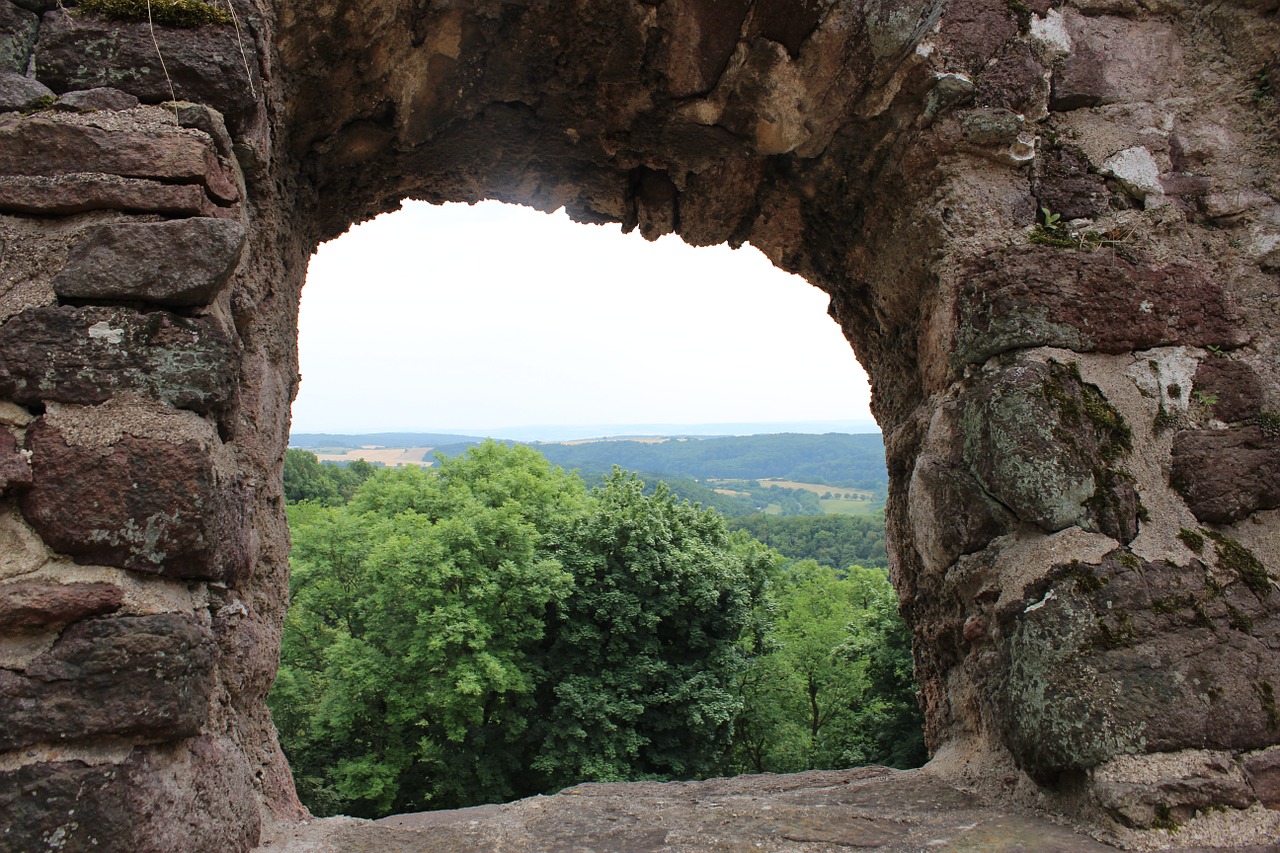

left=252, top=766, right=1280, bottom=853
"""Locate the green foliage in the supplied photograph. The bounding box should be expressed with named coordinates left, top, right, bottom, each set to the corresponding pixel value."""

left=77, top=0, right=233, bottom=27
left=530, top=470, right=762, bottom=786
left=272, top=445, right=776, bottom=815
left=272, top=443, right=922, bottom=819
left=283, top=448, right=376, bottom=506
left=726, top=562, right=925, bottom=773
left=726, top=514, right=887, bottom=569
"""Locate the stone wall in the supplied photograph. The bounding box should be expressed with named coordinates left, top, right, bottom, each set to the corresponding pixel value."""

left=0, top=1, right=1277, bottom=850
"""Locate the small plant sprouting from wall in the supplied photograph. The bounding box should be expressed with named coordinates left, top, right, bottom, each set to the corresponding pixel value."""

left=78, top=0, right=232, bottom=28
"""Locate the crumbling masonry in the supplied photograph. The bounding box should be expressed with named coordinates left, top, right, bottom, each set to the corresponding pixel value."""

left=0, top=1, right=1278, bottom=849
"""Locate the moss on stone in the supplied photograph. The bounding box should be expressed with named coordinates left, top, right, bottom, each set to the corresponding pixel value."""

left=1067, top=559, right=1109, bottom=593
left=1255, top=410, right=1280, bottom=438
left=1152, top=403, right=1180, bottom=435
left=77, top=0, right=232, bottom=27
left=1177, top=528, right=1205, bottom=553
left=1255, top=680, right=1279, bottom=729
left=1097, top=610, right=1136, bottom=649
left=1205, top=531, right=1272, bottom=598
left=18, top=95, right=57, bottom=115
left=1224, top=602, right=1253, bottom=633
left=1152, top=804, right=1180, bottom=832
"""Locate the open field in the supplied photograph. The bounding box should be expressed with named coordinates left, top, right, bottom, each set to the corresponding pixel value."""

left=756, top=479, right=878, bottom=500
left=314, top=447, right=435, bottom=468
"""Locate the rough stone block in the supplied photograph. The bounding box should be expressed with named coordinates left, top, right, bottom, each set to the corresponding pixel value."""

left=34, top=10, right=260, bottom=132
left=1171, top=426, right=1280, bottom=524
left=1244, top=746, right=1280, bottom=809
left=660, top=0, right=750, bottom=97
left=1033, top=146, right=1110, bottom=220
left=0, top=579, right=123, bottom=629
left=1192, top=358, right=1263, bottom=424
left=0, top=426, right=30, bottom=490
left=0, top=174, right=216, bottom=216
left=0, top=737, right=260, bottom=853
left=0, top=68, right=52, bottom=111
left=0, top=0, right=38, bottom=73
left=955, top=248, right=1248, bottom=365
left=1093, top=751, right=1257, bottom=828
left=0, top=115, right=237, bottom=203
left=959, top=359, right=1140, bottom=541
left=975, top=42, right=1047, bottom=115
left=0, top=305, right=236, bottom=415
left=997, top=552, right=1280, bottom=782
left=55, top=86, right=140, bottom=112
left=0, top=613, right=214, bottom=750
left=20, top=418, right=248, bottom=579
left=1051, top=12, right=1181, bottom=110
left=51, top=218, right=246, bottom=306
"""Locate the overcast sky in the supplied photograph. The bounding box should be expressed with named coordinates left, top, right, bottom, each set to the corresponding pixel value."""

left=291, top=200, right=874, bottom=436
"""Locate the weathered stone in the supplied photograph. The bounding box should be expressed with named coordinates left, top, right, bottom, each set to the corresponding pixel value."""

left=909, top=451, right=1014, bottom=573
left=0, top=115, right=239, bottom=203
left=1051, top=12, right=1182, bottom=110
left=935, top=0, right=1018, bottom=75
left=659, top=0, right=751, bottom=98
left=1193, top=358, right=1264, bottom=423
left=960, top=358, right=1139, bottom=542
left=0, top=69, right=52, bottom=111
left=0, top=613, right=214, bottom=750
left=0, top=173, right=217, bottom=216
left=0, top=0, right=38, bottom=73
left=171, top=101, right=235, bottom=158
left=281, top=768, right=1122, bottom=853
left=0, top=738, right=260, bottom=853
left=34, top=10, right=260, bottom=132
left=975, top=41, right=1048, bottom=115
left=1093, top=751, right=1258, bottom=829
left=51, top=219, right=246, bottom=306
left=0, top=426, right=30, bottom=490
left=0, top=305, right=236, bottom=415
left=955, top=248, right=1248, bottom=365
left=55, top=86, right=140, bottom=112
left=20, top=419, right=248, bottom=579
left=1244, top=746, right=1280, bottom=808
left=1033, top=146, right=1110, bottom=220
left=0, top=579, right=123, bottom=629
left=1171, top=426, right=1280, bottom=524
left=997, top=552, right=1280, bottom=782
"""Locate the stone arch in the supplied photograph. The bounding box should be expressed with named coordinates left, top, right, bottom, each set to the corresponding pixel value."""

left=1, top=0, right=1278, bottom=849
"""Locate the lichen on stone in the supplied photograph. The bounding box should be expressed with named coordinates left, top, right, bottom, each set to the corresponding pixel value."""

left=76, top=0, right=232, bottom=28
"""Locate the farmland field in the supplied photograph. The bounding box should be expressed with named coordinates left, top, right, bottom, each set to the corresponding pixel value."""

left=314, top=447, right=434, bottom=468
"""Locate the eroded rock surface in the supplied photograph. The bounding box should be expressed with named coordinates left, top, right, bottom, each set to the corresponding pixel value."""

left=0, top=0, right=1277, bottom=850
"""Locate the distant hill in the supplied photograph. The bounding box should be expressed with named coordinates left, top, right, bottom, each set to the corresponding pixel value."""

left=290, top=432, right=482, bottom=449
left=513, top=433, right=886, bottom=489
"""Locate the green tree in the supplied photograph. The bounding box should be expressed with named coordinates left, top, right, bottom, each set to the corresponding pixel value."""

left=530, top=469, right=763, bottom=786
left=727, top=562, right=925, bottom=774
left=271, top=443, right=583, bottom=815
left=271, top=447, right=773, bottom=816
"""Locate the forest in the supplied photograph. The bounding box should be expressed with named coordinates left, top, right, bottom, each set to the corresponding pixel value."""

left=272, top=445, right=922, bottom=819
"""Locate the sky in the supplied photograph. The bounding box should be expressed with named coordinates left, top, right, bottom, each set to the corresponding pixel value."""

left=291, top=200, right=875, bottom=437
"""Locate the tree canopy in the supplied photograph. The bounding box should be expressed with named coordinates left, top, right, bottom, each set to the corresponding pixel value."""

left=271, top=442, right=922, bottom=819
